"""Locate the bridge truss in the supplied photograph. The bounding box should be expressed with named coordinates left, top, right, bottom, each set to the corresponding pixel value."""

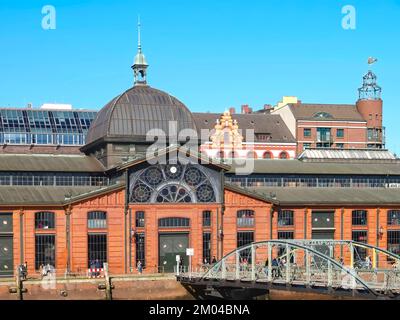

left=177, top=240, right=400, bottom=300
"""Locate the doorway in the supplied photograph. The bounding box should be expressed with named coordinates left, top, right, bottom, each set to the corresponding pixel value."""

left=159, top=233, right=189, bottom=273
left=0, top=213, right=13, bottom=278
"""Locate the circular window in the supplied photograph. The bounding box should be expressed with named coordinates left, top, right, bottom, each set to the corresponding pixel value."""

left=131, top=184, right=152, bottom=202
left=165, top=164, right=183, bottom=179
left=184, top=167, right=204, bottom=186
left=143, top=167, right=163, bottom=186
left=196, top=184, right=215, bottom=202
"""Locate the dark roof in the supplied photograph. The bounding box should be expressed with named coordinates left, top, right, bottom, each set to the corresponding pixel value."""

left=0, top=154, right=105, bottom=172
left=228, top=159, right=400, bottom=175
left=287, top=103, right=365, bottom=121
left=244, top=187, right=400, bottom=205
left=0, top=183, right=125, bottom=206
left=224, top=183, right=278, bottom=204
left=0, top=186, right=99, bottom=205
left=83, top=85, right=197, bottom=150
left=192, top=113, right=295, bottom=143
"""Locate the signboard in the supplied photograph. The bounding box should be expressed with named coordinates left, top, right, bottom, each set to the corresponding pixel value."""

left=186, top=248, right=194, bottom=256
left=175, top=255, right=180, bottom=262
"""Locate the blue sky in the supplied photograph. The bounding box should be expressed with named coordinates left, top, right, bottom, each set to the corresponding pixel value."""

left=0, top=0, right=399, bottom=153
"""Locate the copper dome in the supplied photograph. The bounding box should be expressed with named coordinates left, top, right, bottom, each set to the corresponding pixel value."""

left=84, top=85, right=197, bottom=149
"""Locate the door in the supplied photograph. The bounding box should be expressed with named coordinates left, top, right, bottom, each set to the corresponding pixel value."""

left=159, top=233, right=189, bottom=273
left=0, top=237, right=13, bottom=277
left=0, top=213, right=13, bottom=277
left=312, top=211, right=335, bottom=264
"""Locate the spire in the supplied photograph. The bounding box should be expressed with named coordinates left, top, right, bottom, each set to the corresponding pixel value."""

left=132, top=16, right=148, bottom=85
left=137, top=15, right=142, bottom=53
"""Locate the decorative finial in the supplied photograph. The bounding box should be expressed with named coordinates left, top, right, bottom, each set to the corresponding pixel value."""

left=132, top=16, right=149, bottom=85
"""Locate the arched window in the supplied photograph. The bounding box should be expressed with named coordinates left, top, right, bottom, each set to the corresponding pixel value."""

left=237, top=210, right=255, bottom=227
left=35, top=212, right=55, bottom=229
left=247, top=151, right=258, bottom=159
left=263, top=151, right=272, bottom=159
left=279, top=151, right=288, bottom=159
left=158, top=217, right=190, bottom=228
left=88, top=211, right=107, bottom=229
left=130, top=164, right=216, bottom=204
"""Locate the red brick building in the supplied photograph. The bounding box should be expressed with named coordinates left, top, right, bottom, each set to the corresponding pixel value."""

left=0, top=40, right=399, bottom=279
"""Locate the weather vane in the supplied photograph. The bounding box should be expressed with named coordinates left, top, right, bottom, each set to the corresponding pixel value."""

left=368, top=57, right=378, bottom=65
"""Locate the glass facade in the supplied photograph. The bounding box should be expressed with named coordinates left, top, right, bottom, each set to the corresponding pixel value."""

left=0, top=109, right=97, bottom=146
left=226, top=174, right=400, bottom=189
left=0, top=172, right=108, bottom=187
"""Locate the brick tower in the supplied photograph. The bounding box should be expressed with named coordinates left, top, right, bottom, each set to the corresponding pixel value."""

left=356, top=69, right=384, bottom=148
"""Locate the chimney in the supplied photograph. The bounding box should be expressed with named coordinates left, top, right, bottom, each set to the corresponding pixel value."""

left=241, top=104, right=252, bottom=114
left=229, top=107, right=235, bottom=114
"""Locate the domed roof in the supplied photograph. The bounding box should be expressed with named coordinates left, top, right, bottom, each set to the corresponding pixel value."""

left=84, top=85, right=197, bottom=148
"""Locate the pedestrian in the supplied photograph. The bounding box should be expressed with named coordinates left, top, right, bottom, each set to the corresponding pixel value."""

left=365, top=255, right=372, bottom=269
left=211, top=256, right=217, bottom=264
left=137, top=260, right=143, bottom=274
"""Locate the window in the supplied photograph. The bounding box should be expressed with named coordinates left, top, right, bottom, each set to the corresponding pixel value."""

left=316, top=128, right=331, bottom=143
left=203, top=232, right=211, bottom=264
left=237, top=210, right=255, bottom=227
left=35, top=234, right=55, bottom=269
left=88, top=211, right=107, bottom=229
left=247, top=151, right=257, bottom=159
left=277, top=231, right=294, bottom=262
left=136, top=233, right=145, bottom=267
left=352, top=210, right=367, bottom=226
left=336, top=129, right=344, bottom=138
left=279, top=152, right=288, bottom=159
left=237, top=231, right=254, bottom=262
left=88, top=234, right=107, bottom=268
left=263, top=151, right=272, bottom=159
left=278, top=210, right=294, bottom=226
left=202, top=211, right=211, bottom=227
left=303, top=143, right=311, bottom=150
left=35, top=212, right=55, bottom=230
left=388, top=210, right=400, bottom=225
left=387, top=231, right=400, bottom=256
left=352, top=230, right=368, bottom=260
left=303, top=128, right=311, bottom=137
left=158, top=217, right=190, bottom=228
left=336, top=143, right=344, bottom=149
left=135, top=211, right=145, bottom=228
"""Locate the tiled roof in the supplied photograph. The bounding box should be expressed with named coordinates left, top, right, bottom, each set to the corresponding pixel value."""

left=287, top=103, right=365, bottom=121
left=192, top=113, right=296, bottom=143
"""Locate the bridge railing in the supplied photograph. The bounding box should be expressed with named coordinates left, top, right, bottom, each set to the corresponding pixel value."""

left=190, top=240, right=400, bottom=296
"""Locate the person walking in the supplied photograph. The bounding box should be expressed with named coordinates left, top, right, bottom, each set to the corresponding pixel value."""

left=137, top=260, right=143, bottom=274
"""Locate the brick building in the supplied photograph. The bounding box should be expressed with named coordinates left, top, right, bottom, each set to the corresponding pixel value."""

left=0, top=34, right=399, bottom=278
left=271, top=70, right=384, bottom=154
